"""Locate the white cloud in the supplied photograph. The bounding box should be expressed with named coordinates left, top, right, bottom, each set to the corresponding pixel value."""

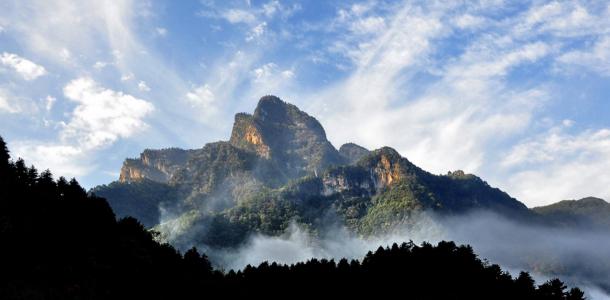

left=0, top=87, right=37, bottom=114
left=8, top=77, right=154, bottom=178
left=350, top=16, right=386, bottom=34
left=306, top=1, right=555, bottom=186
left=93, top=61, right=108, bottom=69
left=445, top=42, right=550, bottom=81
left=44, top=95, right=56, bottom=111
left=281, top=69, right=294, bottom=79
left=59, top=48, right=71, bottom=61
left=3, top=0, right=610, bottom=202
left=515, top=1, right=610, bottom=38
left=11, top=142, right=91, bottom=177
left=1, top=1, right=135, bottom=66
left=262, top=1, right=280, bottom=18
left=501, top=127, right=610, bottom=206
left=186, top=84, right=217, bottom=120
left=223, top=9, right=257, bottom=24
left=121, top=73, right=134, bottom=81
left=557, top=36, right=610, bottom=76
left=453, top=14, right=486, bottom=29
left=0, top=52, right=47, bottom=80
left=248, top=62, right=296, bottom=100
left=182, top=50, right=263, bottom=128
left=562, top=119, right=575, bottom=128
left=62, top=77, right=154, bottom=149
left=349, top=2, right=374, bottom=17
left=138, top=80, right=151, bottom=92
left=155, top=27, right=167, bottom=37
left=0, top=90, right=20, bottom=114
left=246, top=22, right=266, bottom=41
left=1, top=0, right=220, bottom=181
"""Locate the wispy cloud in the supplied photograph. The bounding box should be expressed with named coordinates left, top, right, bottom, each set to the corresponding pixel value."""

left=0, top=52, right=47, bottom=80
left=223, top=9, right=257, bottom=25
left=557, top=36, right=610, bottom=76
left=138, top=80, right=151, bottom=92
left=502, top=125, right=610, bottom=206
left=0, top=88, right=21, bottom=114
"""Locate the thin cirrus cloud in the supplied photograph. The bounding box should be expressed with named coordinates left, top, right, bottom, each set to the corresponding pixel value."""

left=0, top=88, right=21, bottom=114
left=502, top=126, right=610, bottom=205
left=557, top=36, right=610, bottom=76
left=0, top=0, right=610, bottom=207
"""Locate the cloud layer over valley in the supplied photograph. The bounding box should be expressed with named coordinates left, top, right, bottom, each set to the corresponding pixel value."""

left=209, top=211, right=610, bottom=299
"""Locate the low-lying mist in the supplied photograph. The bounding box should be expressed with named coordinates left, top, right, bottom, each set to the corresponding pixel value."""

left=202, top=211, right=610, bottom=299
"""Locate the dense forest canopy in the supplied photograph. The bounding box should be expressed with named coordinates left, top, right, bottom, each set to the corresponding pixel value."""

left=0, top=135, right=585, bottom=299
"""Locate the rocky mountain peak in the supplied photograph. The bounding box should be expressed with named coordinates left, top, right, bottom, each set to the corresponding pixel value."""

left=577, top=197, right=607, bottom=205
left=119, top=148, right=193, bottom=183
left=253, top=95, right=327, bottom=137
left=374, top=146, right=402, bottom=158
left=339, top=143, right=370, bottom=164
left=446, top=170, right=476, bottom=180
left=229, top=113, right=271, bottom=158
left=355, top=147, right=408, bottom=189
left=230, top=95, right=344, bottom=178
left=253, top=95, right=288, bottom=122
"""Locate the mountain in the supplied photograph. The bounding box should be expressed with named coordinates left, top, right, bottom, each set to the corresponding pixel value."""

left=119, top=148, right=195, bottom=183
left=533, top=197, right=610, bottom=229
left=229, top=95, right=345, bottom=178
left=339, top=142, right=370, bottom=164
left=0, top=135, right=585, bottom=299
left=93, top=95, right=531, bottom=249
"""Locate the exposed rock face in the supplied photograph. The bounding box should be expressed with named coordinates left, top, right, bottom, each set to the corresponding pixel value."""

left=116, top=95, right=346, bottom=212
left=120, top=95, right=344, bottom=187
left=119, top=148, right=193, bottom=183
left=321, top=147, right=408, bottom=195
left=356, top=147, right=421, bottom=191
left=339, top=143, right=370, bottom=164
left=321, top=166, right=373, bottom=196
left=230, top=95, right=344, bottom=178
left=229, top=113, right=271, bottom=159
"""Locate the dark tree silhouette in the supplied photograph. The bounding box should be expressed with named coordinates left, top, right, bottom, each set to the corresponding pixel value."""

left=567, top=287, right=586, bottom=300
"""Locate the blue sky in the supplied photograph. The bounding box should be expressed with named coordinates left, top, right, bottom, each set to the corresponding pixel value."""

left=1, top=0, right=610, bottom=207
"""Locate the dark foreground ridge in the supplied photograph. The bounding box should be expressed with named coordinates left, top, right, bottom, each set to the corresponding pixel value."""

left=0, top=135, right=585, bottom=299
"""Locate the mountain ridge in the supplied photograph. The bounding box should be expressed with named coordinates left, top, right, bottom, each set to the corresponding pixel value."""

left=533, top=197, right=610, bottom=229
left=96, top=95, right=542, bottom=248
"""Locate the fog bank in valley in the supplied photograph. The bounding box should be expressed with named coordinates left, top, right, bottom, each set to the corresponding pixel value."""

left=206, top=211, right=610, bottom=299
